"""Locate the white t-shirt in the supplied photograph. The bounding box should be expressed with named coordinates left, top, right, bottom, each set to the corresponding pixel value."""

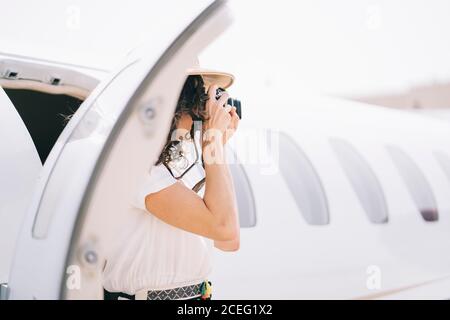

left=102, top=152, right=213, bottom=294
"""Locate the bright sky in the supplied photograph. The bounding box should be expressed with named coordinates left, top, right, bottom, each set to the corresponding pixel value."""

left=1, top=0, right=450, bottom=98
left=202, top=0, right=450, bottom=98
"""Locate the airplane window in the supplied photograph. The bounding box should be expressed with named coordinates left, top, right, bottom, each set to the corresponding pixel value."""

left=433, top=151, right=450, bottom=184
left=386, top=145, right=438, bottom=222
left=330, top=138, right=388, bottom=224
left=278, top=132, right=329, bottom=225
left=228, top=159, right=257, bottom=228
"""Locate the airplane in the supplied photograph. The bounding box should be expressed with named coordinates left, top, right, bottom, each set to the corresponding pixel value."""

left=1, top=0, right=450, bottom=300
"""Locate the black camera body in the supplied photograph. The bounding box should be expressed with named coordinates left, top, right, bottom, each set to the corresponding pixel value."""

left=215, top=88, right=242, bottom=119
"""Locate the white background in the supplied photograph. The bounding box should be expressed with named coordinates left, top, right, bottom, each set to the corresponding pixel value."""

left=1, top=0, right=450, bottom=99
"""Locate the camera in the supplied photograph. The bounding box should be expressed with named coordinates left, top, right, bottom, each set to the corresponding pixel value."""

left=215, top=88, right=242, bottom=119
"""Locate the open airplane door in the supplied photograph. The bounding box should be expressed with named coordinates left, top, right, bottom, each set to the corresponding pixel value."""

left=0, top=88, right=41, bottom=298
left=6, top=0, right=233, bottom=300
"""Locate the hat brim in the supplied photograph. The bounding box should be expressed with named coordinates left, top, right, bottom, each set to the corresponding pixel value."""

left=186, top=68, right=234, bottom=89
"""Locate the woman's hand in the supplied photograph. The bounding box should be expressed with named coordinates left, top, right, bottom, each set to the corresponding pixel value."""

left=202, top=84, right=240, bottom=146
left=204, top=85, right=232, bottom=141
left=223, top=105, right=240, bottom=145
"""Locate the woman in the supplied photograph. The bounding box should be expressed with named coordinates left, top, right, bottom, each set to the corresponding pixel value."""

left=102, top=69, right=240, bottom=300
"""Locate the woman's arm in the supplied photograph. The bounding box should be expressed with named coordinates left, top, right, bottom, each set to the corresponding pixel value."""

left=212, top=105, right=241, bottom=251
left=145, top=144, right=240, bottom=244
left=203, top=146, right=240, bottom=251
left=144, top=176, right=238, bottom=241
left=145, top=84, right=240, bottom=244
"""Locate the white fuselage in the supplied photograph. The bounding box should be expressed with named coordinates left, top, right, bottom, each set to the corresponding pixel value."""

left=1, top=52, right=450, bottom=300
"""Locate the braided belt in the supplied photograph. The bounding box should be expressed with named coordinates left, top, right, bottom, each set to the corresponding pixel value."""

left=147, top=283, right=201, bottom=300
left=134, top=281, right=212, bottom=300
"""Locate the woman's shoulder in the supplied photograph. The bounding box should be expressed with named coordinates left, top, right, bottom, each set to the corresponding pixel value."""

left=146, top=163, right=178, bottom=190
left=149, top=163, right=173, bottom=178
left=133, top=163, right=177, bottom=211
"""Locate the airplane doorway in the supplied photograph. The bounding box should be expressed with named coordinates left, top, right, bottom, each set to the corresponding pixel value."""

left=4, top=89, right=83, bottom=163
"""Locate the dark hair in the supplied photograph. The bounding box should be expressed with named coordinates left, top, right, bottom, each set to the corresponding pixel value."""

left=156, top=75, right=209, bottom=166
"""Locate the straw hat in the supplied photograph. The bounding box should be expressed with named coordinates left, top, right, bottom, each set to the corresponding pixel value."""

left=186, top=58, right=234, bottom=89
